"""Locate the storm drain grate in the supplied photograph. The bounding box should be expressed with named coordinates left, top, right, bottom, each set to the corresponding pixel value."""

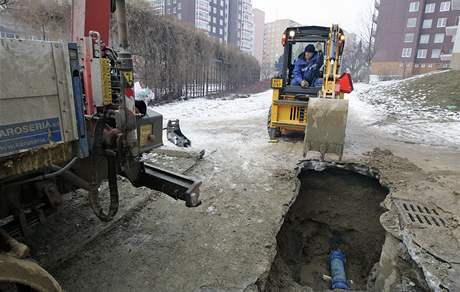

left=394, top=200, right=448, bottom=228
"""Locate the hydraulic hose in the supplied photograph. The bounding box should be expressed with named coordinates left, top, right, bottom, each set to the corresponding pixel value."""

left=88, top=155, right=119, bottom=222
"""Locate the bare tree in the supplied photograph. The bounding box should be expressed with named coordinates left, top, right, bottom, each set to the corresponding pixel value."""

left=2, top=0, right=261, bottom=101
left=342, top=33, right=368, bottom=81
left=1, top=0, right=70, bottom=40
left=341, top=2, right=377, bottom=82
left=360, top=1, right=377, bottom=67
left=126, top=0, right=260, bottom=101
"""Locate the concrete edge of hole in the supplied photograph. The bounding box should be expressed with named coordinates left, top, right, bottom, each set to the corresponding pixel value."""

left=260, top=158, right=437, bottom=292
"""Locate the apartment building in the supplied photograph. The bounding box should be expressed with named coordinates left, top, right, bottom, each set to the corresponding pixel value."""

left=261, top=19, right=301, bottom=78
left=371, top=0, right=460, bottom=78
left=228, top=0, right=254, bottom=54
left=252, top=8, right=265, bottom=64
left=151, top=0, right=255, bottom=51
left=449, top=0, right=460, bottom=68
left=152, top=0, right=229, bottom=43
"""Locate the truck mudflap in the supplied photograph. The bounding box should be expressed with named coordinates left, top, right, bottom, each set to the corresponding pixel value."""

left=131, top=163, right=201, bottom=207
left=304, top=98, right=349, bottom=160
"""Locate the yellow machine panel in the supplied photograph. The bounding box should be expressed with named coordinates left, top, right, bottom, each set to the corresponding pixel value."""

left=139, top=124, right=153, bottom=147
left=271, top=78, right=283, bottom=89
left=101, top=58, right=112, bottom=105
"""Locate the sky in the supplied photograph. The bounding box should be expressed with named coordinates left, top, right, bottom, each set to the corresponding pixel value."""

left=252, top=0, right=375, bottom=35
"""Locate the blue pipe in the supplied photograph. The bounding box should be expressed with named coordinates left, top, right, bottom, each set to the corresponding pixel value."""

left=329, top=249, right=350, bottom=290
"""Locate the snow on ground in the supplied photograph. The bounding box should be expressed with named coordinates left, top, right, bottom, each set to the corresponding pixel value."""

left=349, top=79, right=460, bottom=148
left=148, top=78, right=460, bottom=150
left=149, top=91, right=272, bottom=123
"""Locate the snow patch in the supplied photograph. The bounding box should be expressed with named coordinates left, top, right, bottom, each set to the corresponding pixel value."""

left=349, top=81, right=460, bottom=148
left=148, top=83, right=459, bottom=150
left=148, top=91, right=272, bottom=123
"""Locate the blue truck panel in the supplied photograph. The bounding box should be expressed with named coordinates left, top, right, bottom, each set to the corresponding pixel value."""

left=68, top=43, right=89, bottom=158
left=0, top=118, right=62, bottom=156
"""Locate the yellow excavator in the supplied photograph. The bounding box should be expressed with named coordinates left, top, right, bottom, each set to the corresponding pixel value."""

left=268, top=25, right=353, bottom=160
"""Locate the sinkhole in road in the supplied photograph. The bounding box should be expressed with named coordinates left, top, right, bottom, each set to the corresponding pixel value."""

left=266, top=163, right=388, bottom=291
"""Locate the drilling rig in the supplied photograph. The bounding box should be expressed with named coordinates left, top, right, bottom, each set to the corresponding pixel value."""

left=0, top=0, right=200, bottom=290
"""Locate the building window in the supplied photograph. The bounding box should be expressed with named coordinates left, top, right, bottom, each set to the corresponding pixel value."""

left=409, top=1, right=420, bottom=12
left=404, top=33, right=415, bottom=42
left=402, top=48, right=413, bottom=58
left=417, top=49, right=428, bottom=58
left=440, top=1, right=451, bottom=11
left=431, top=49, right=441, bottom=58
left=421, top=63, right=426, bottom=68
left=428, top=64, right=433, bottom=68
left=425, top=3, right=435, bottom=13
left=422, top=19, right=432, bottom=28
left=177, top=13, right=181, bottom=19
left=407, top=17, right=417, bottom=27
left=437, top=18, right=447, bottom=27
left=420, top=34, right=430, bottom=44
left=434, top=33, right=445, bottom=43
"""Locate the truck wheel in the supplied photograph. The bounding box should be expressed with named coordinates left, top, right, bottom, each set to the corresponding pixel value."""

left=267, top=106, right=280, bottom=139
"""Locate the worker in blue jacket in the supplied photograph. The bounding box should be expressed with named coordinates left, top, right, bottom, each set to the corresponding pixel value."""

left=291, top=44, right=323, bottom=88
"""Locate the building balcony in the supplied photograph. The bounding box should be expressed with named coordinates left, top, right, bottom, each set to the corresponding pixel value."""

left=440, top=53, right=452, bottom=61
left=452, top=0, right=460, bottom=10
left=446, top=25, right=458, bottom=37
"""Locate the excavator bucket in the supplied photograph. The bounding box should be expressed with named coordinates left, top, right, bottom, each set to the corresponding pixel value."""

left=304, top=98, right=349, bottom=160
left=166, top=119, right=191, bottom=147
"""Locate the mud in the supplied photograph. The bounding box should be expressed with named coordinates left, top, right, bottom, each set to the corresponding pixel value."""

left=266, top=166, right=388, bottom=291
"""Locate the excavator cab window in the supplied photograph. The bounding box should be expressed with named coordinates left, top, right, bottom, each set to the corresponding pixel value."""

left=287, top=42, right=325, bottom=83
left=280, top=26, right=331, bottom=96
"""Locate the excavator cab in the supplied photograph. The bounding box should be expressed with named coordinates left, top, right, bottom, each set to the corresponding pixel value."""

left=268, top=25, right=353, bottom=160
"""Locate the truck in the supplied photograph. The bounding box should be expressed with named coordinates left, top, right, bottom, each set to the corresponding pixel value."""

left=0, top=0, right=200, bottom=290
